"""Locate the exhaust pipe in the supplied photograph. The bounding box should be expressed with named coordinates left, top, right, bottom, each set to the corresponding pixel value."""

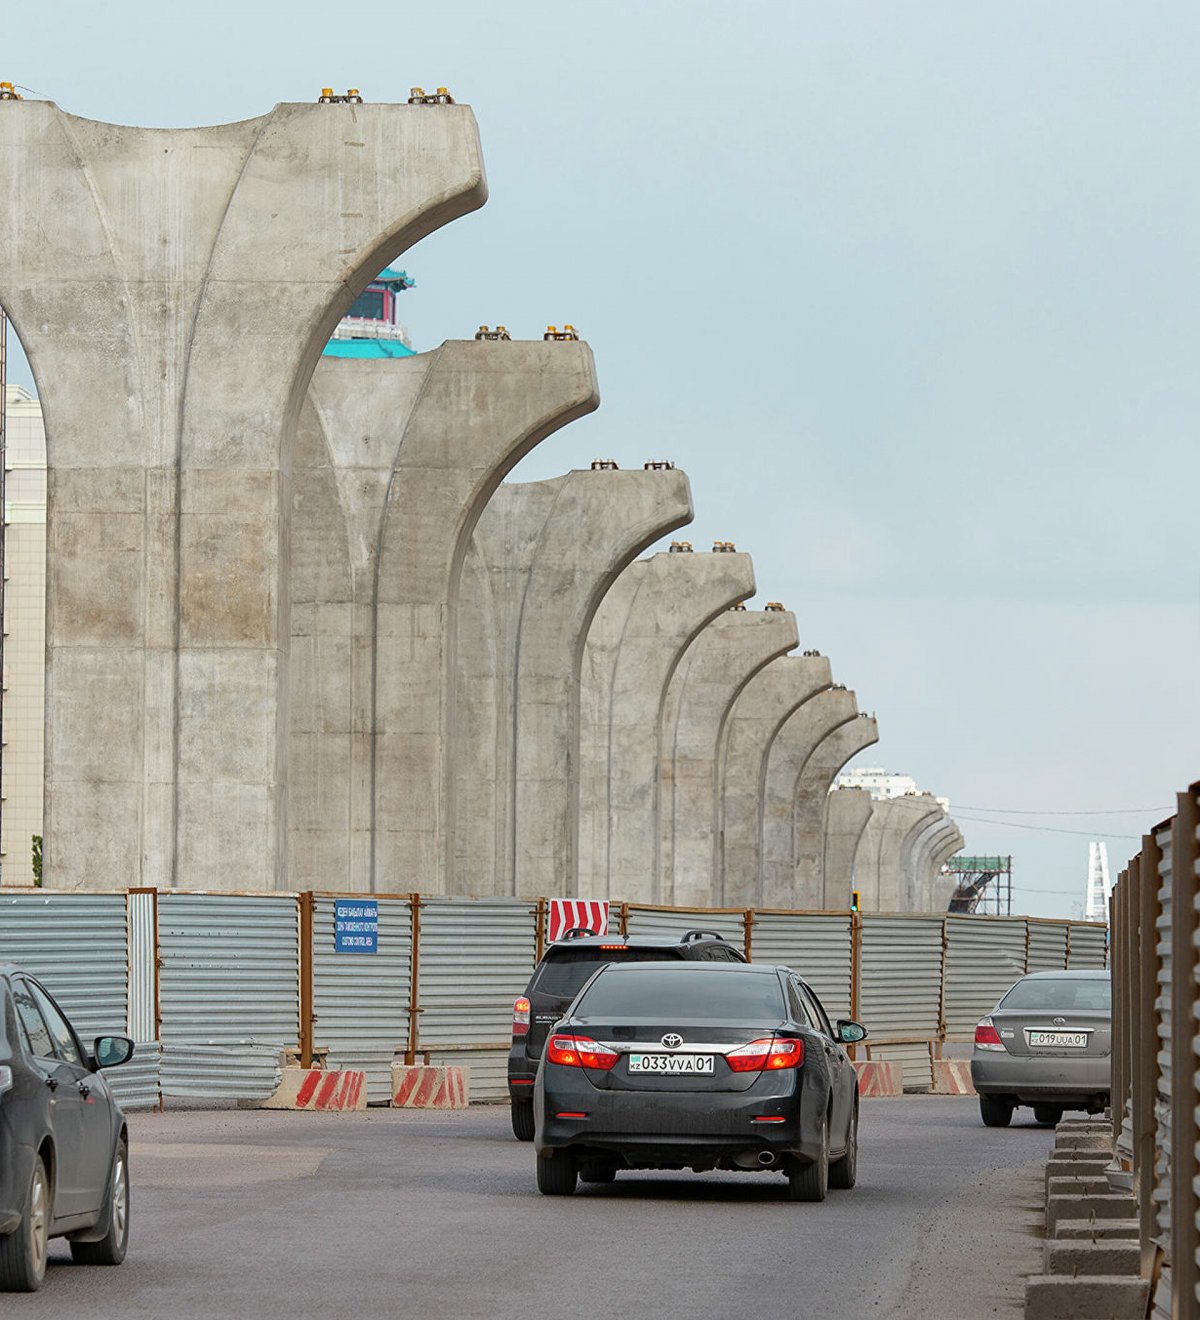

left=757, top=1150, right=778, bottom=1167
left=734, top=1150, right=778, bottom=1170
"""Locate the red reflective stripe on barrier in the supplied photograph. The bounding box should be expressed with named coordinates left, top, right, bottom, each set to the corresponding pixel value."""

left=295, top=1069, right=322, bottom=1107
left=315, top=1072, right=340, bottom=1108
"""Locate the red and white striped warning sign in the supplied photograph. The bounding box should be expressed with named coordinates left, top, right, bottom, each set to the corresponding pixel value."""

left=547, top=899, right=610, bottom=943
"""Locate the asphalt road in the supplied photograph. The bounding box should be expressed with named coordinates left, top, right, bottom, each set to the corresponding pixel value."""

left=17, top=1096, right=1049, bottom=1319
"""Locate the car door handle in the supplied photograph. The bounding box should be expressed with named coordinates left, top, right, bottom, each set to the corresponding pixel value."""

left=78, top=1083, right=91, bottom=1099
left=44, top=1075, right=58, bottom=1092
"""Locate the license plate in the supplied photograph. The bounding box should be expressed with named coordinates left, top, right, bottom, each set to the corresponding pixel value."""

left=626, top=1053, right=714, bottom=1075
left=1028, top=1031, right=1088, bottom=1048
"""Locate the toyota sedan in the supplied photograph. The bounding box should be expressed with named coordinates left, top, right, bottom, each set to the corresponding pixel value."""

left=533, top=961, right=866, bottom=1201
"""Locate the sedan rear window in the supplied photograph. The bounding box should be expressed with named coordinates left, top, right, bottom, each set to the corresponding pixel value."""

left=575, top=968, right=786, bottom=1021
left=999, top=978, right=1111, bottom=1011
left=533, top=948, right=683, bottom=999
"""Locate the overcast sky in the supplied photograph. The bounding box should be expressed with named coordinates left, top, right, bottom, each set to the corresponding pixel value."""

left=4, top=3, right=1197, bottom=917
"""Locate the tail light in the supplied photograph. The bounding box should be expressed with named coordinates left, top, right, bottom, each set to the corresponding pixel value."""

left=546, top=1034, right=618, bottom=1071
left=512, top=998, right=531, bottom=1038
left=725, top=1037, right=805, bottom=1073
left=974, top=1017, right=1004, bottom=1051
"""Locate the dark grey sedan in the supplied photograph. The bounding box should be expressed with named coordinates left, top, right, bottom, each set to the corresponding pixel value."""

left=533, top=961, right=866, bottom=1201
left=970, top=969, right=1111, bottom=1127
left=0, top=964, right=134, bottom=1291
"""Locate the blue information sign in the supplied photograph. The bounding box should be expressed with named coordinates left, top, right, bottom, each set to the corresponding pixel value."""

left=334, top=899, right=378, bottom=954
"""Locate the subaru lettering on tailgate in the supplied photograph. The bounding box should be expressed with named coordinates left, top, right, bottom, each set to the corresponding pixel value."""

left=627, top=1053, right=715, bottom=1074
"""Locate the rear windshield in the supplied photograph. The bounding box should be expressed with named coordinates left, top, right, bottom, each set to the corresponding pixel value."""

left=532, top=948, right=683, bottom=1000
left=999, top=978, right=1111, bottom=1011
left=575, top=968, right=786, bottom=1022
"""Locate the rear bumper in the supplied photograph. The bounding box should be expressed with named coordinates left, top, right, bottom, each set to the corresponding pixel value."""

left=507, top=1043, right=538, bottom=1103
left=971, top=1051, right=1110, bottom=1102
left=535, top=1065, right=824, bottom=1168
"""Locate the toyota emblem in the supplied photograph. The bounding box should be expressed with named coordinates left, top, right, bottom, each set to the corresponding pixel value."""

left=661, top=1032, right=684, bottom=1050
left=1052, top=1016, right=1066, bottom=1026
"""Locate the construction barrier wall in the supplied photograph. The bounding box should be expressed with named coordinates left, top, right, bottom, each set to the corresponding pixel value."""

left=0, top=890, right=1106, bottom=1106
left=1108, top=779, right=1199, bottom=1320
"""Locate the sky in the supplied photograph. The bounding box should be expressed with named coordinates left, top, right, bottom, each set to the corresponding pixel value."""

left=3, top=2, right=1197, bottom=917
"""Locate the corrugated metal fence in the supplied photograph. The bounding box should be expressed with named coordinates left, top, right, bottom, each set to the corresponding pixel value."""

left=1108, top=780, right=1199, bottom=1320
left=0, top=890, right=1105, bottom=1107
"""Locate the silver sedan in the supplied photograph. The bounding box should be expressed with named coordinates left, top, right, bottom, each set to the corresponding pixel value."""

left=970, top=969, right=1110, bottom=1127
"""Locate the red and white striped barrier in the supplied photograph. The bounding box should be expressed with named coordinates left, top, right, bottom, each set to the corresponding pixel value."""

left=258, top=1067, right=367, bottom=1111
left=390, top=1064, right=470, bottom=1109
left=930, top=1059, right=976, bottom=1095
left=853, top=1060, right=903, bottom=1097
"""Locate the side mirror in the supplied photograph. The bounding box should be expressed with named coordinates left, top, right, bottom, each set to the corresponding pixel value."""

left=836, top=1020, right=867, bottom=1044
left=92, top=1036, right=135, bottom=1070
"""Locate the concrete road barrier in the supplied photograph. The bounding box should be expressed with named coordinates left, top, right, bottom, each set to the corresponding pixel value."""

left=1025, top=1276, right=1149, bottom=1319
left=853, top=1060, right=903, bottom=1097
left=257, top=1067, right=367, bottom=1111
left=929, top=1059, right=975, bottom=1095
left=391, top=1064, right=470, bottom=1109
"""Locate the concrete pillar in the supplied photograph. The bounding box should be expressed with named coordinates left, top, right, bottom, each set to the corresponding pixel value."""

left=760, top=688, right=859, bottom=908
left=483, top=469, right=693, bottom=898
left=855, top=795, right=946, bottom=911
left=898, top=806, right=950, bottom=910
left=906, top=815, right=954, bottom=912
left=823, top=787, right=874, bottom=908
left=0, top=99, right=486, bottom=889
left=794, top=715, right=880, bottom=908
left=925, top=826, right=965, bottom=910
left=661, top=610, right=798, bottom=908
left=290, top=343, right=599, bottom=895
left=719, top=654, right=832, bottom=907
left=578, top=548, right=755, bottom=903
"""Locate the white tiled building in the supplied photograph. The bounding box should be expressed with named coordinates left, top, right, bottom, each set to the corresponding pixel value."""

left=1, top=383, right=46, bottom=885
left=835, top=765, right=950, bottom=812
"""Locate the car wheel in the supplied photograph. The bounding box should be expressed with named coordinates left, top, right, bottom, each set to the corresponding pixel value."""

left=1032, top=1104, right=1064, bottom=1128
left=0, top=1153, right=50, bottom=1292
left=511, top=1101, right=535, bottom=1142
left=786, top=1112, right=829, bottom=1202
left=979, top=1095, right=1013, bottom=1128
left=70, top=1137, right=130, bottom=1266
left=579, top=1162, right=616, bottom=1184
left=536, top=1152, right=578, bottom=1197
left=829, top=1098, right=858, bottom=1190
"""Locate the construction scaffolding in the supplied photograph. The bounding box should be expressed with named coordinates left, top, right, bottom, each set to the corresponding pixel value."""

left=946, top=855, right=1013, bottom=915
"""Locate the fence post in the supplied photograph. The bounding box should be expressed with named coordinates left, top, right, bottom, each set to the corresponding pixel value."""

left=619, top=902, right=629, bottom=936
left=1170, top=785, right=1199, bottom=1316
left=298, top=892, right=315, bottom=1068
left=935, top=915, right=948, bottom=1058
left=850, top=909, right=862, bottom=1026
left=535, top=898, right=546, bottom=963
left=405, top=893, right=423, bottom=1066
left=743, top=909, right=754, bottom=961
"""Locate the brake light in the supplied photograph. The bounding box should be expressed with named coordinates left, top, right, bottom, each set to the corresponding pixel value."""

left=725, top=1037, right=805, bottom=1072
left=546, top=1034, right=619, bottom=1071
left=512, top=997, right=531, bottom=1038
left=974, top=1017, right=1004, bottom=1051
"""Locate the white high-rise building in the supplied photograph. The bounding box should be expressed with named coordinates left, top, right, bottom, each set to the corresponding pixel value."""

left=834, top=765, right=950, bottom=812
left=1084, top=842, right=1112, bottom=922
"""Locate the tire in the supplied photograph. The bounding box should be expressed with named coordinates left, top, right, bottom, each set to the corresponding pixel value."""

left=511, top=1101, right=535, bottom=1143
left=579, top=1163, right=616, bottom=1184
left=980, top=1095, right=1013, bottom=1128
left=536, top=1152, right=577, bottom=1197
left=786, top=1112, right=829, bottom=1202
left=70, top=1137, right=129, bottom=1266
left=829, top=1098, right=858, bottom=1190
left=1032, top=1104, right=1064, bottom=1128
left=0, top=1153, right=50, bottom=1292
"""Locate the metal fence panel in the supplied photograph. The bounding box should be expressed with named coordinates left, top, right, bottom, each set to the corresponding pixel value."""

left=1026, top=922, right=1068, bottom=973
left=1067, top=923, right=1109, bottom=969
left=313, top=897, right=412, bottom=1103
left=0, top=892, right=128, bottom=1040
left=623, top=906, right=746, bottom=952
left=417, top=899, right=538, bottom=1101
left=105, top=1042, right=162, bottom=1111
left=943, top=916, right=1028, bottom=1039
left=859, top=915, right=943, bottom=1089
left=127, top=891, right=157, bottom=1043
left=1153, top=824, right=1173, bottom=1259
left=158, top=894, right=299, bottom=1100
left=750, top=913, right=853, bottom=1021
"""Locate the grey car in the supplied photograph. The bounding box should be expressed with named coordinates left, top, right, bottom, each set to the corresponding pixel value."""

left=970, top=969, right=1110, bottom=1127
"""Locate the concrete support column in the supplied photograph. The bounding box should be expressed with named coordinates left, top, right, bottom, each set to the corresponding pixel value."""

left=855, top=795, right=945, bottom=911
left=0, top=99, right=486, bottom=889
left=578, top=548, right=755, bottom=903
left=718, top=654, right=831, bottom=907
left=925, top=827, right=965, bottom=910
left=898, top=807, right=950, bottom=910
left=823, top=788, right=874, bottom=909
left=488, top=469, right=693, bottom=897
left=760, top=688, right=859, bottom=908
left=794, top=715, right=880, bottom=908
left=660, top=610, right=797, bottom=908
left=291, top=342, right=599, bottom=894
left=909, top=817, right=956, bottom=911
